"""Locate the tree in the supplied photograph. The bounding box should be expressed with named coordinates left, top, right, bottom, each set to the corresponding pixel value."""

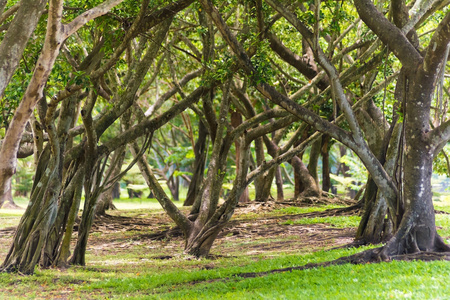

left=198, top=0, right=450, bottom=258
left=0, top=0, right=47, bottom=208
left=1, top=0, right=193, bottom=274
left=0, top=0, right=126, bottom=209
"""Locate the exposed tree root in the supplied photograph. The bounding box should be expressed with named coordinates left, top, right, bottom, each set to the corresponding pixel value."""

left=281, top=194, right=358, bottom=207
left=138, top=227, right=183, bottom=241
left=199, top=248, right=450, bottom=282
left=1, top=201, right=22, bottom=210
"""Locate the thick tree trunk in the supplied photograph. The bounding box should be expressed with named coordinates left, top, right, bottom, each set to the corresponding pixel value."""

left=168, top=176, right=180, bottom=201
left=356, top=178, right=393, bottom=244
left=356, top=117, right=402, bottom=244
left=96, top=188, right=117, bottom=215
left=53, top=166, right=85, bottom=268
left=293, top=130, right=311, bottom=197
left=185, top=136, right=250, bottom=257
left=0, top=77, right=78, bottom=273
left=291, top=156, right=320, bottom=198
left=380, top=66, right=450, bottom=256
left=258, top=168, right=275, bottom=202
left=40, top=96, right=82, bottom=268
left=354, top=98, right=396, bottom=243
left=381, top=151, right=444, bottom=256
left=184, top=223, right=224, bottom=257
left=1, top=149, right=61, bottom=274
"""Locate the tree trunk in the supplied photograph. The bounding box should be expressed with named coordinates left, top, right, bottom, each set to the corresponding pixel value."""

left=380, top=67, right=450, bottom=256
left=53, top=165, right=85, bottom=268
left=321, top=135, right=331, bottom=193
left=356, top=110, right=401, bottom=244
left=0, top=0, right=47, bottom=98
left=185, top=135, right=250, bottom=257
left=0, top=78, right=78, bottom=273
left=169, top=176, right=180, bottom=201
left=184, top=120, right=208, bottom=206
left=40, top=96, right=82, bottom=268
left=258, top=168, right=275, bottom=202
left=96, top=146, right=125, bottom=215
left=184, top=222, right=224, bottom=257
left=0, top=177, right=17, bottom=209
left=307, top=138, right=321, bottom=187
left=293, top=129, right=311, bottom=197
left=231, top=111, right=249, bottom=203
left=253, top=137, right=267, bottom=201
left=275, top=165, right=284, bottom=201
left=1, top=146, right=61, bottom=274
left=291, top=156, right=320, bottom=198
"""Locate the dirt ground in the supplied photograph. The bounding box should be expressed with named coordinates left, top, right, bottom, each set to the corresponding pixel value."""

left=85, top=200, right=358, bottom=258
left=0, top=200, right=359, bottom=263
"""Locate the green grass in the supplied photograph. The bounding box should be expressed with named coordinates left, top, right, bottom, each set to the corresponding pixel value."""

left=273, top=205, right=345, bottom=215
left=1, top=245, right=448, bottom=299
left=436, top=214, right=450, bottom=242
left=112, top=197, right=184, bottom=210
left=0, top=203, right=26, bottom=229
left=281, top=215, right=361, bottom=228
left=0, top=197, right=449, bottom=299
left=154, top=260, right=450, bottom=300
left=0, top=197, right=181, bottom=230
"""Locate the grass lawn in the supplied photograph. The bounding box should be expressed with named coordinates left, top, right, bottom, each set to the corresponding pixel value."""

left=0, top=197, right=448, bottom=299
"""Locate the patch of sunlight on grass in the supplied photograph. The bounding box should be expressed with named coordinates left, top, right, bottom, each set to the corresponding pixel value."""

left=434, top=193, right=450, bottom=209
left=281, top=215, right=361, bottom=228
left=273, top=205, right=345, bottom=215
left=103, top=197, right=184, bottom=210
left=0, top=209, right=24, bottom=229
left=436, top=214, right=450, bottom=239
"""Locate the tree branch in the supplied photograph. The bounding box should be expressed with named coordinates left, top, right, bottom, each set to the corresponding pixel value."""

left=353, top=0, right=423, bottom=68
left=0, top=2, right=19, bottom=25
left=267, top=32, right=329, bottom=90
left=199, top=0, right=398, bottom=203
left=90, top=0, right=194, bottom=79
left=64, top=0, right=125, bottom=39
left=423, top=9, right=450, bottom=73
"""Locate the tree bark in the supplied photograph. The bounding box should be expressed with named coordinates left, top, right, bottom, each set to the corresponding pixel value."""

left=0, top=0, right=46, bottom=99
left=184, top=120, right=208, bottom=206
left=307, top=138, right=321, bottom=188
left=95, top=146, right=125, bottom=215
left=354, top=0, right=450, bottom=256
left=321, top=135, right=331, bottom=192
left=231, top=111, right=249, bottom=203
left=275, top=165, right=284, bottom=201
left=0, top=0, right=125, bottom=216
